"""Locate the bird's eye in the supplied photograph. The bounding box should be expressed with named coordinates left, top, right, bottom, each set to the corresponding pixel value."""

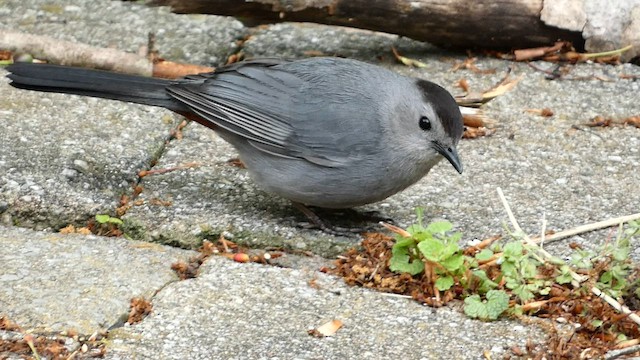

left=419, top=116, right=432, bottom=131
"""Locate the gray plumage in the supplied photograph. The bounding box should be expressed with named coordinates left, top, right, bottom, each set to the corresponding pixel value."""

left=6, top=57, right=463, bottom=209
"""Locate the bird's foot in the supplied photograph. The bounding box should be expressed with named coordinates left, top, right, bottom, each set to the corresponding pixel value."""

left=292, top=203, right=393, bottom=236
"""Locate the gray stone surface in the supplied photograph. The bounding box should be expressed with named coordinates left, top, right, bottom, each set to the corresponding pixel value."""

left=1, top=0, right=245, bottom=65
left=0, top=225, right=195, bottom=334
left=0, top=75, right=180, bottom=230
left=0, top=0, right=244, bottom=230
left=105, top=257, right=545, bottom=360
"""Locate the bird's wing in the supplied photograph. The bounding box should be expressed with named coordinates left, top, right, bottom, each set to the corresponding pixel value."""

left=167, top=59, right=381, bottom=167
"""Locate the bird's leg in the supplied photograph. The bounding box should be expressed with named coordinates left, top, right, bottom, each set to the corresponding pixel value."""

left=291, top=202, right=372, bottom=236
left=339, top=208, right=396, bottom=224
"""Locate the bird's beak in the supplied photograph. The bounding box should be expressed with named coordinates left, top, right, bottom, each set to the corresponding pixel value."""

left=434, top=143, right=463, bottom=174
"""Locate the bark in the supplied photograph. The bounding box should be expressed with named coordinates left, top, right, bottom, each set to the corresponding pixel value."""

left=0, top=31, right=153, bottom=75
left=150, top=0, right=640, bottom=61
left=150, top=0, right=585, bottom=51
left=0, top=30, right=215, bottom=78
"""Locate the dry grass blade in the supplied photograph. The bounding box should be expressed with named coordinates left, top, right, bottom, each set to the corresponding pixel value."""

left=391, top=46, right=428, bottom=68
left=496, top=187, right=640, bottom=328
left=380, top=221, right=411, bottom=238
left=530, top=213, right=640, bottom=245
left=481, top=74, right=523, bottom=101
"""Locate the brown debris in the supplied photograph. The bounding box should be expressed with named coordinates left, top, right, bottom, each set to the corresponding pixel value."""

left=0, top=49, right=12, bottom=60
left=0, top=317, right=106, bottom=359
left=583, top=115, right=640, bottom=128
left=525, top=108, right=555, bottom=117
left=138, top=162, right=201, bottom=178
left=0, top=334, right=70, bottom=360
left=463, top=126, right=493, bottom=139
left=226, top=51, right=245, bottom=65
left=457, top=78, right=470, bottom=93
left=226, top=158, right=246, bottom=168
left=455, top=70, right=521, bottom=107
left=331, top=232, right=640, bottom=358
left=308, top=319, right=343, bottom=337
left=58, top=224, right=93, bottom=235
left=128, top=297, right=153, bottom=324
left=451, top=56, right=496, bottom=74
left=169, top=119, right=188, bottom=141
left=171, top=235, right=280, bottom=279
left=0, top=316, right=21, bottom=331
left=391, top=46, right=427, bottom=68
left=149, top=198, right=173, bottom=207
left=152, top=59, right=215, bottom=79
left=513, top=42, right=632, bottom=64
left=171, top=239, right=219, bottom=279
left=86, top=217, right=123, bottom=237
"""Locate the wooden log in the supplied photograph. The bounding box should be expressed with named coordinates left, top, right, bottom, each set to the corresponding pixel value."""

left=150, top=0, right=586, bottom=51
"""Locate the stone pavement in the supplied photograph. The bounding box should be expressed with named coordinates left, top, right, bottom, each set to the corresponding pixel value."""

left=1, top=0, right=639, bottom=359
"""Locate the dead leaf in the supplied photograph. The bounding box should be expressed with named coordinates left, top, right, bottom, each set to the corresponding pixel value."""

left=463, top=127, right=494, bottom=139
left=457, top=78, right=470, bottom=93
left=482, top=74, right=523, bottom=101
left=152, top=60, right=215, bottom=79
left=451, top=56, right=496, bottom=74
left=391, top=47, right=427, bottom=68
left=455, top=71, right=521, bottom=107
left=514, top=41, right=570, bottom=61
left=308, top=319, right=343, bottom=337
left=514, top=42, right=632, bottom=64
left=525, top=108, right=554, bottom=117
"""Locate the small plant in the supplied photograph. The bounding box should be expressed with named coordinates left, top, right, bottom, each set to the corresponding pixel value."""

left=387, top=209, right=640, bottom=322
left=95, top=214, right=124, bottom=226
left=389, top=208, right=508, bottom=319
left=389, top=209, right=468, bottom=290
left=92, top=214, right=124, bottom=237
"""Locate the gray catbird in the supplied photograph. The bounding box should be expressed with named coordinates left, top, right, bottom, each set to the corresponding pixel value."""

left=6, top=57, right=463, bottom=231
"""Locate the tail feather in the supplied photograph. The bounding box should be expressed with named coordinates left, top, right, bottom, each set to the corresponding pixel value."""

left=6, top=62, right=189, bottom=112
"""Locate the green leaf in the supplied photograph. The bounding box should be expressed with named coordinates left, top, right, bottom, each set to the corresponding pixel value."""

left=108, top=217, right=124, bottom=225
left=389, top=245, right=424, bottom=275
left=539, top=287, right=551, bottom=296
left=406, top=224, right=427, bottom=237
left=463, top=290, right=509, bottom=321
left=599, top=271, right=612, bottom=284
left=441, top=254, right=465, bottom=272
left=500, top=261, right=517, bottom=279
left=612, top=249, right=630, bottom=263
left=417, top=238, right=445, bottom=262
left=555, top=266, right=574, bottom=284
left=475, top=249, right=494, bottom=262
left=463, top=295, right=484, bottom=318
left=440, top=243, right=460, bottom=260
left=503, top=242, right=523, bottom=259
left=426, top=221, right=452, bottom=234
left=95, top=214, right=110, bottom=224
left=591, top=319, right=603, bottom=328
left=511, top=284, right=535, bottom=302
left=472, top=270, right=498, bottom=293
left=485, top=290, right=510, bottom=318
left=393, top=236, right=416, bottom=248
left=435, top=276, right=454, bottom=291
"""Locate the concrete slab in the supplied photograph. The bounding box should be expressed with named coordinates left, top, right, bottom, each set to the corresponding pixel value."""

left=0, top=225, right=195, bottom=334
left=105, top=256, right=546, bottom=360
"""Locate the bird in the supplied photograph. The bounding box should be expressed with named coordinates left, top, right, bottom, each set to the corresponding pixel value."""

left=6, top=57, right=464, bottom=233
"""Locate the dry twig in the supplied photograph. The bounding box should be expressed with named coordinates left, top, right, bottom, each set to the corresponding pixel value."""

left=496, top=187, right=640, bottom=327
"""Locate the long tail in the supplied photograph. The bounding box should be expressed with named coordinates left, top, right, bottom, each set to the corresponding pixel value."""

left=6, top=62, right=189, bottom=113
